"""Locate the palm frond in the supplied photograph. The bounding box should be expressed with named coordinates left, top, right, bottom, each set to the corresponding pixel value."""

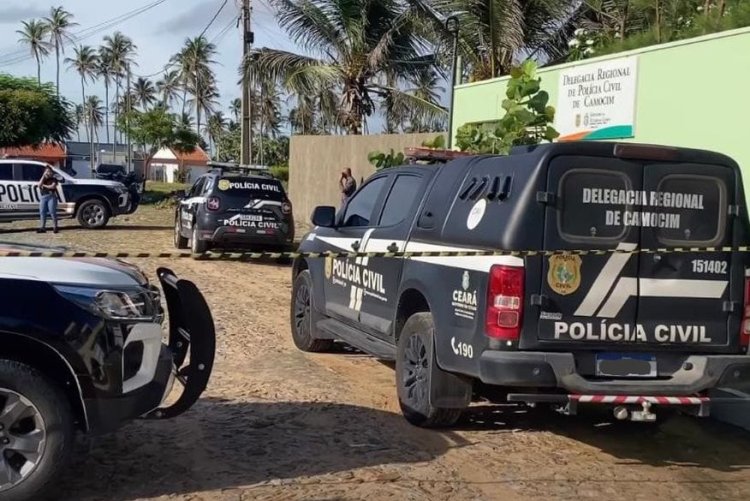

left=244, top=48, right=338, bottom=95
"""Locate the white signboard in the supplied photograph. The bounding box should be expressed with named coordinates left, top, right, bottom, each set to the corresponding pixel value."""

left=555, top=56, right=638, bottom=141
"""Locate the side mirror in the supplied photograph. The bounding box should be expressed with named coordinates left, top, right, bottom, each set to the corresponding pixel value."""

left=311, top=206, right=336, bottom=228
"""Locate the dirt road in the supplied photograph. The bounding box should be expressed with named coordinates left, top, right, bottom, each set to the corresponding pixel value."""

left=3, top=208, right=750, bottom=501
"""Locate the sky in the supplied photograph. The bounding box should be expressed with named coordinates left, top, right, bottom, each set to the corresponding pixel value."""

left=0, top=0, right=301, bottom=141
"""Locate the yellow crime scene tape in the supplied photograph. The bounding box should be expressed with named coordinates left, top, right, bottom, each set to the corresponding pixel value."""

left=0, top=246, right=749, bottom=260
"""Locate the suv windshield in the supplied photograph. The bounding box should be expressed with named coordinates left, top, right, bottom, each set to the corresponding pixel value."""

left=215, top=176, right=286, bottom=201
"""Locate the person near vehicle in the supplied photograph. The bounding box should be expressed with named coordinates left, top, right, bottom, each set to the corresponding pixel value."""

left=339, top=168, right=357, bottom=204
left=38, top=165, right=59, bottom=234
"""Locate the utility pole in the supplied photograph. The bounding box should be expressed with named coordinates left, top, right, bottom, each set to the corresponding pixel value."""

left=240, top=0, right=254, bottom=165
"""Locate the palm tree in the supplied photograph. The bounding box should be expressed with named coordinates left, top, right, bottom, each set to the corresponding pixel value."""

left=156, top=70, right=182, bottom=109
left=133, top=77, right=157, bottom=110
left=187, top=77, right=219, bottom=136
left=171, top=36, right=218, bottom=132
left=66, top=45, right=99, bottom=121
left=74, top=104, right=84, bottom=142
left=229, top=98, right=242, bottom=123
left=246, top=0, right=445, bottom=135
left=85, top=95, right=105, bottom=168
left=405, top=67, right=444, bottom=132
left=206, top=112, right=227, bottom=157
left=178, top=112, right=195, bottom=130
left=44, top=6, right=77, bottom=95
left=17, top=20, right=51, bottom=85
left=257, top=80, right=283, bottom=139
left=408, top=0, right=579, bottom=80
left=289, top=93, right=316, bottom=135
left=97, top=49, right=115, bottom=144
left=103, top=32, right=137, bottom=147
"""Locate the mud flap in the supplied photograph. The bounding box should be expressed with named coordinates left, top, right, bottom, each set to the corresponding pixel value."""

left=429, top=331, right=473, bottom=409
left=143, top=267, right=216, bottom=419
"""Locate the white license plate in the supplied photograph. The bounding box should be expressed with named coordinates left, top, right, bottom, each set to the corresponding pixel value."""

left=595, top=353, right=657, bottom=378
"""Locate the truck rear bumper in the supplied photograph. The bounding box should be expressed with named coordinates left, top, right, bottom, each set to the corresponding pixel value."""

left=478, top=350, right=750, bottom=395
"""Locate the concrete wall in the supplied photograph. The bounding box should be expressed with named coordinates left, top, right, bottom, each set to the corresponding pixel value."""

left=289, top=132, right=445, bottom=230
left=451, top=27, right=750, bottom=206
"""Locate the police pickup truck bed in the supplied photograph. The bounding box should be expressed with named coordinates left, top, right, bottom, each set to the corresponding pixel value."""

left=291, top=142, right=750, bottom=427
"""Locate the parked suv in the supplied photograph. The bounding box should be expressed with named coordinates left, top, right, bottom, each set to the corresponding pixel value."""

left=0, top=244, right=215, bottom=500
left=291, top=142, right=750, bottom=427
left=0, top=160, right=138, bottom=229
left=174, top=169, right=294, bottom=254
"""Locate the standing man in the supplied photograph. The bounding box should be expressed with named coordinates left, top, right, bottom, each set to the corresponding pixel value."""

left=339, top=168, right=357, bottom=204
left=38, top=165, right=59, bottom=234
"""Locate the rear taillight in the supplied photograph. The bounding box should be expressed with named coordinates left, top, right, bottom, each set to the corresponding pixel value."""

left=741, top=277, right=750, bottom=351
left=486, top=265, right=524, bottom=342
left=207, top=197, right=220, bottom=211
left=282, top=201, right=292, bottom=215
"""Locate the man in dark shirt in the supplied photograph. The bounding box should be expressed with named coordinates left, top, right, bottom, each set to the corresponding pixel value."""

left=339, top=168, right=357, bottom=204
left=38, top=166, right=59, bottom=234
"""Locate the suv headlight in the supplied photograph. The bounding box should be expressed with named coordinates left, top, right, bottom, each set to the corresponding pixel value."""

left=55, top=286, right=159, bottom=321
left=112, top=184, right=128, bottom=194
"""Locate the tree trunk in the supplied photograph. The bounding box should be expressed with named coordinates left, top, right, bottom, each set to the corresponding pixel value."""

left=114, top=79, right=120, bottom=161
left=655, top=0, right=661, bottom=43
left=718, top=0, right=726, bottom=17
left=55, top=42, right=60, bottom=96
left=82, top=78, right=89, bottom=143
left=104, top=80, right=110, bottom=145
left=36, top=54, right=41, bottom=86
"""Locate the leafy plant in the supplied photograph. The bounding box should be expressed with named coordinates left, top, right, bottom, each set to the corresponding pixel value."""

left=420, top=135, right=446, bottom=149
left=367, top=149, right=406, bottom=170
left=269, top=165, right=289, bottom=182
left=455, top=60, right=558, bottom=155
left=0, top=74, right=74, bottom=147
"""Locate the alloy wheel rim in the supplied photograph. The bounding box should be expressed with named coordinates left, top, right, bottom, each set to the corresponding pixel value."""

left=294, top=284, right=311, bottom=338
left=402, top=334, right=428, bottom=408
left=83, top=204, right=104, bottom=225
left=0, top=389, right=46, bottom=492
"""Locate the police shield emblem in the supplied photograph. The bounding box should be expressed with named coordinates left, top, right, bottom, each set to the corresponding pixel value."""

left=547, top=255, right=582, bottom=296
left=324, top=256, right=332, bottom=279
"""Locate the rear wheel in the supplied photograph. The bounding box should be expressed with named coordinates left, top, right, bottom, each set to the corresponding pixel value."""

left=77, top=199, right=110, bottom=229
left=0, top=360, right=74, bottom=501
left=396, top=313, right=464, bottom=428
left=291, top=270, right=334, bottom=352
left=191, top=225, right=208, bottom=254
left=174, top=218, right=188, bottom=249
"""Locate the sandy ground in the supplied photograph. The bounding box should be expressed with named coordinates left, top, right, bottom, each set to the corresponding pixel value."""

left=3, top=207, right=750, bottom=501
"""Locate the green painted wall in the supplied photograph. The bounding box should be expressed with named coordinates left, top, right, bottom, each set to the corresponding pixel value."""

left=452, top=27, right=750, bottom=204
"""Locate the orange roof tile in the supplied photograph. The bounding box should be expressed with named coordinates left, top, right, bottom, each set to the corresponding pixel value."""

left=174, top=146, right=209, bottom=164
left=0, top=143, right=66, bottom=160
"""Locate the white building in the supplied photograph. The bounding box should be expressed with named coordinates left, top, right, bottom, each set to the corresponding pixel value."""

left=147, top=146, right=210, bottom=184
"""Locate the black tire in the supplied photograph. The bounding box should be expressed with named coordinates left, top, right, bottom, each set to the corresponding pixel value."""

left=396, top=313, right=464, bottom=428
left=191, top=224, right=208, bottom=255
left=0, top=359, right=74, bottom=501
left=290, top=270, right=334, bottom=352
left=76, top=199, right=110, bottom=229
left=174, top=218, right=188, bottom=249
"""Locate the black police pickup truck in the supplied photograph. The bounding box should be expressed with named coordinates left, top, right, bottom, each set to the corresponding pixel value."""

left=174, top=168, right=294, bottom=253
left=0, top=160, right=138, bottom=229
left=0, top=246, right=215, bottom=500
left=291, top=141, right=750, bottom=427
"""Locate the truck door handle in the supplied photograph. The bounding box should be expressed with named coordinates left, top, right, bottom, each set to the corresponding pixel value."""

left=387, top=242, right=399, bottom=253
left=351, top=241, right=360, bottom=251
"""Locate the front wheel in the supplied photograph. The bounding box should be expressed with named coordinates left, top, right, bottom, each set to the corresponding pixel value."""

left=290, top=270, right=334, bottom=352
left=396, top=313, right=465, bottom=428
left=0, top=360, right=74, bottom=501
left=77, top=199, right=110, bottom=229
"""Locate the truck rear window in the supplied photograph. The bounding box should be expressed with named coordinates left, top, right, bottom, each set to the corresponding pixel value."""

left=654, top=174, right=726, bottom=245
left=558, top=169, right=630, bottom=241
left=215, top=177, right=286, bottom=201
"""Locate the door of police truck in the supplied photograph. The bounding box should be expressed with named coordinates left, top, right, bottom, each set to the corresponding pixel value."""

left=538, top=155, right=643, bottom=349
left=636, top=162, right=735, bottom=352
